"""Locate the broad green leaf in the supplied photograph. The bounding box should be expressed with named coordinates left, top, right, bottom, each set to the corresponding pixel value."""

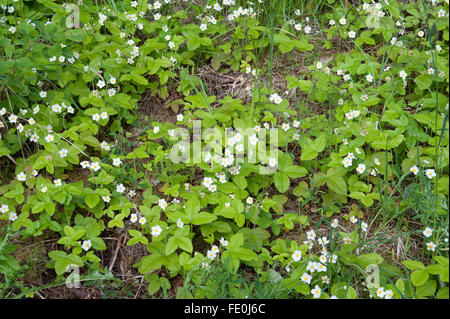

left=85, top=194, right=100, bottom=208
left=274, top=172, right=290, bottom=193
left=283, top=165, right=308, bottom=178
left=411, top=270, right=429, bottom=287
left=191, top=212, right=217, bottom=225
left=402, top=260, right=425, bottom=271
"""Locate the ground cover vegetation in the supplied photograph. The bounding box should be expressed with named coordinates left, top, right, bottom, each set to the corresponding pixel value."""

left=0, top=0, right=448, bottom=299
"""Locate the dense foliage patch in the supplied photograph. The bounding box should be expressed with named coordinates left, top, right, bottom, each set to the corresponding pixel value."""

left=0, top=0, right=448, bottom=299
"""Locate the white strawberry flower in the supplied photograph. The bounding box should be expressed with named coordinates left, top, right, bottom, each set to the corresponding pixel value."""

left=151, top=225, right=163, bottom=237
left=219, top=237, right=228, bottom=246
left=311, top=285, right=322, bottom=298
left=425, top=169, right=436, bottom=179
left=356, top=163, right=366, bottom=174
left=410, top=165, right=419, bottom=175
left=82, top=240, right=92, bottom=251
left=0, top=204, right=9, bottom=214
left=423, top=227, right=433, bottom=238
left=9, top=212, right=18, bottom=221
left=80, top=161, right=90, bottom=168
left=90, top=162, right=101, bottom=172
left=301, top=273, right=312, bottom=284
left=17, top=172, right=26, bottom=181
left=112, top=158, right=122, bottom=167
left=97, top=80, right=105, bottom=88
left=292, top=250, right=302, bottom=262
left=59, top=148, right=68, bottom=158
left=116, top=184, right=125, bottom=193
left=158, top=199, right=168, bottom=210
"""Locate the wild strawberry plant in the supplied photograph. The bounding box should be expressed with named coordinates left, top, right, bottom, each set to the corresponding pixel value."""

left=0, top=0, right=448, bottom=299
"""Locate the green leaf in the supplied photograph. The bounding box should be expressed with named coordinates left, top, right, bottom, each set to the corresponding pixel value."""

left=300, top=145, right=318, bottom=161
left=300, top=135, right=326, bottom=161
left=232, top=247, right=258, bottom=261
left=64, top=226, right=85, bottom=240
left=184, top=197, right=200, bottom=220
left=228, top=233, right=244, bottom=249
left=191, top=212, right=217, bottom=225
left=415, top=279, right=436, bottom=298
left=146, top=273, right=161, bottom=295
left=127, top=237, right=140, bottom=246
left=86, top=222, right=102, bottom=238
left=178, top=237, right=193, bottom=253
left=219, top=182, right=240, bottom=194
left=88, top=171, right=114, bottom=185
left=326, top=167, right=347, bottom=195
left=261, top=197, right=277, bottom=212
left=274, top=172, right=290, bottom=193
left=240, top=228, right=270, bottom=250
left=50, top=252, right=84, bottom=276
left=90, top=237, right=106, bottom=250
left=411, top=270, right=429, bottom=287
left=166, top=237, right=178, bottom=255
left=433, top=256, right=449, bottom=267
left=32, top=201, right=46, bottom=214
left=128, top=229, right=142, bottom=238
left=0, top=147, right=10, bottom=157
left=131, top=74, right=149, bottom=85
left=115, top=93, right=134, bottom=109
left=436, top=287, right=449, bottom=299
left=415, top=74, right=432, bottom=90
left=402, top=260, right=425, bottom=271
left=85, top=194, right=100, bottom=208
left=232, top=175, right=248, bottom=190
left=138, top=254, right=165, bottom=274
left=358, top=253, right=384, bottom=268
left=283, top=165, right=308, bottom=178
left=294, top=282, right=310, bottom=294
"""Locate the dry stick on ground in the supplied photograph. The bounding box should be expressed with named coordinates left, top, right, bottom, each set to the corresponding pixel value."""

left=34, top=289, right=46, bottom=299
left=5, top=153, right=17, bottom=165
left=134, top=276, right=145, bottom=299
left=109, top=233, right=126, bottom=272
left=13, top=238, right=59, bottom=253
